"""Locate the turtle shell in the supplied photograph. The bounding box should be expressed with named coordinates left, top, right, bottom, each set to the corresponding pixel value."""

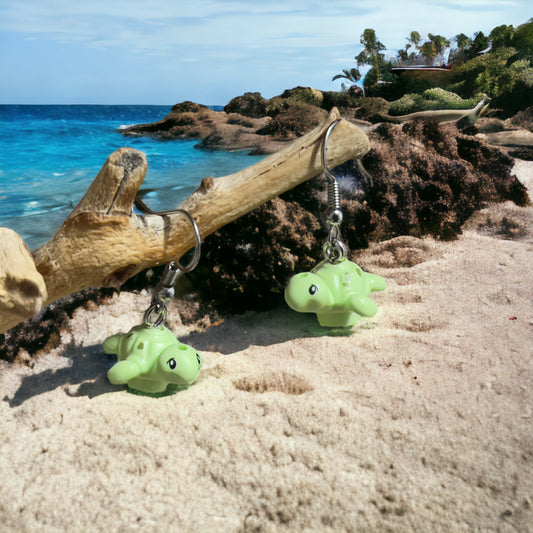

left=311, top=259, right=369, bottom=303
left=116, top=324, right=178, bottom=374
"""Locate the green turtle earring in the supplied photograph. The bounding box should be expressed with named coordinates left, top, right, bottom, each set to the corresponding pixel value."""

left=102, top=204, right=203, bottom=395
left=284, top=120, right=387, bottom=327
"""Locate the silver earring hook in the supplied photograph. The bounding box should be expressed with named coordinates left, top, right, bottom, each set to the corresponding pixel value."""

left=134, top=196, right=202, bottom=273
left=321, top=119, right=347, bottom=263
left=321, top=119, right=342, bottom=184
left=134, top=196, right=202, bottom=327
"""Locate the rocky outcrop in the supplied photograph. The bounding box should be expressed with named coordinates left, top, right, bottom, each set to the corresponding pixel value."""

left=465, top=107, right=533, bottom=160
left=120, top=87, right=330, bottom=154
left=256, top=103, right=327, bottom=138
left=120, top=87, right=533, bottom=160
left=122, top=104, right=288, bottom=155
left=223, top=92, right=268, bottom=118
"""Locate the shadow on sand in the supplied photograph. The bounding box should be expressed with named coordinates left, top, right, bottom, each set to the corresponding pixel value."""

left=4, top=307, right=354, bottom=407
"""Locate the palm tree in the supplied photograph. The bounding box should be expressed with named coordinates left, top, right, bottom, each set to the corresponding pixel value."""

left=455, top=33, right=471, bottom=50
left=332, top=67, right=361, bottom=86
left=449, top=33, right=472, bottom=66
left=356, top=28, right=386, bottom=81
left=408, top=31, right=421, bottom=50
left=419, top=41, right=437, bottom=64
left=398, top=31, right=422, bottom=63
left=428, top=33, right=450, bottom=56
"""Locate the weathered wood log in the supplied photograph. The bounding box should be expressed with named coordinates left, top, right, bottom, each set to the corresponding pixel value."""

left=383, top=97, right=491, bottom=124
left=0, top=228, right=48, bottom=333
left=1, top=107, right=369, bottom=334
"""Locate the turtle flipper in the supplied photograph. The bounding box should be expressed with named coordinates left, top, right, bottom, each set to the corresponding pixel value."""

left=108, top=360, right=141, bottom=385
left=350, top=294, right=379, bottom=317
left=367, top=273, right=387, bottom=293
left=102, top=333, right=122, bottom=355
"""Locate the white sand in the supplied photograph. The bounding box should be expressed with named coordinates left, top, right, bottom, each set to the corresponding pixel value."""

left=1, top=161, right=532, bottom=532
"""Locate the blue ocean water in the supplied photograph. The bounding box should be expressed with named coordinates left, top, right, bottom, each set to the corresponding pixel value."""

left=0, top=105, right=264, bottom=249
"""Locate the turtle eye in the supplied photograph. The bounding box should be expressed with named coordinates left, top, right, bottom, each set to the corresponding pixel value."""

left=167, top=358, right=177, bottom=370
left=309, top=285, right=319, bottom=295
left=196, top=353, right=202, bottom=366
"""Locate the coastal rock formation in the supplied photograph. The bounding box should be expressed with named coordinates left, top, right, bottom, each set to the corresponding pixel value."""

left=466, top=106, right=533, bottom=159
left=120, top=88, right=331, bottom=154
left=223, top=92, right=268, bottom=118
left=121, top=103, right=276, bottom=152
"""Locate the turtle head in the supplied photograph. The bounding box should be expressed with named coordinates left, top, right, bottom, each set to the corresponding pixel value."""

left=285, top=272, right=333, bottom=314
left=157, top=343, right=203, bottom=385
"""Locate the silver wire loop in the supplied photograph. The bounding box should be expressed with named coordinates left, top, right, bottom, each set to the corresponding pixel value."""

left=324, top=240, right=347, bottom=264
left=324, top=225, right=347, bottom=263
left=135, top=196, right=202, bottom=327
left=144, top=301, right=167, bottom=328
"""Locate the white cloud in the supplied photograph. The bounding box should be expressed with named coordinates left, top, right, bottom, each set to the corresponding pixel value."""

left=1, top=0, right=531, bottom=103
left=0, top=0, right=378, bottom=51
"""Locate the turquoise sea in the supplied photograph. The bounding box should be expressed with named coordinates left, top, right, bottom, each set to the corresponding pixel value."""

left=0, top=105, right=264, bottom=250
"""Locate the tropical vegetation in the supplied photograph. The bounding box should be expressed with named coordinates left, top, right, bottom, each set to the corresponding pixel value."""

left=332, top=19, right=533, bottom=116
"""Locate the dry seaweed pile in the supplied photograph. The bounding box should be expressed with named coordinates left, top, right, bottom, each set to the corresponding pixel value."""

left=192, top=120, right=528, bottom=314
left=0, top=289, right=116, bottom=363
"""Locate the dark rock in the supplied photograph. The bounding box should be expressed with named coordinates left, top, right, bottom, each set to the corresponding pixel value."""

left=120, top=105, right=286, bottom=153
left=224, top=92, right=268, bottom=118
left=268, top=86, right=324, bottom=112
left=120, top=107, right=219, bottom=140
left=361, top=120, right=528, bottom=240
left=509, top=147, right=533, bottom=160
left=321, top=90, right=362, bottom=111
left=257, top=103, right=327, bottom=139
left=505, top=106, right=533, bottom=132
left=352, top=97, right=390, bottom=123
left=171, top=101, right=208, bottom=113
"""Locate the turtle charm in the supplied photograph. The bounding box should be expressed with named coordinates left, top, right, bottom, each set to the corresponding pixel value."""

left=103, top=324, right=203, bottom=394
left=285, top=258, right=387, bottom=327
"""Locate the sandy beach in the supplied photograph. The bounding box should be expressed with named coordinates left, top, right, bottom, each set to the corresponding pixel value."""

left=1, top=160, right=532, bottom=532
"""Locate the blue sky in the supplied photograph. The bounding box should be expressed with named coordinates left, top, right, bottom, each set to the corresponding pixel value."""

left=0, top=0, right=530, bottom=105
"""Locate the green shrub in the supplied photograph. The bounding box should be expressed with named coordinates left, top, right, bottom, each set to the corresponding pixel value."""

left=267, top=86, right=324, bottom=116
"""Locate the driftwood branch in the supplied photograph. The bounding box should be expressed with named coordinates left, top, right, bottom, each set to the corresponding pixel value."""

left=383, top=97, right=491, bottom=124
left=0, top=229, right=48, bottom=333
left=1, top=108, right=369, bottom=334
